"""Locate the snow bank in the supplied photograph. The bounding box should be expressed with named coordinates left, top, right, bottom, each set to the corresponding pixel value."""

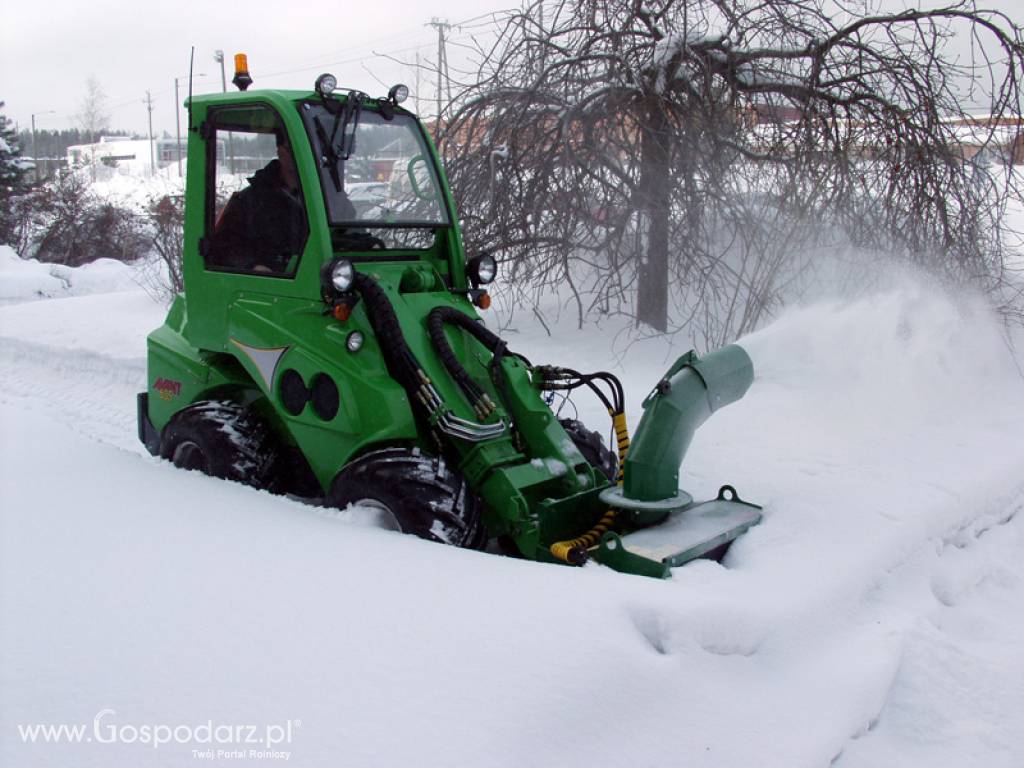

left=1, top=270, right=1023, bottom=767
left=89, top=171, right=184, bottom=213
left=0, top=245, right=68, bottom=303
left=0, top=245, right=142, bottom=306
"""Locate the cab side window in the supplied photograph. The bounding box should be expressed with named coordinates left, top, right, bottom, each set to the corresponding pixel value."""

left=204, top=105, right=308, bottom=276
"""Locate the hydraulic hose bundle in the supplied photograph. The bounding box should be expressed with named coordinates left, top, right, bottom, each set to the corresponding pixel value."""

left=353, top=275, right=504, bottom=442
left=537, top=366, right=632, bottom=565
left=426, top=306, right=536, bottom=424
left=426, top=306, right=502, bottom=420
left=352, top=273, right=424, bottom=399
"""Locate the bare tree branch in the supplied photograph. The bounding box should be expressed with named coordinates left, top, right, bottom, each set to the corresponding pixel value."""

left=441, top=0, right=1024, bottom=340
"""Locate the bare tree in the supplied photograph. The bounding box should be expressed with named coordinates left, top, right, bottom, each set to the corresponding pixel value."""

left=77, top=76, right=110, bottom=179
left=77, top=76, right=110, bottom=141
left=441, top=0, right=1024, bottom=339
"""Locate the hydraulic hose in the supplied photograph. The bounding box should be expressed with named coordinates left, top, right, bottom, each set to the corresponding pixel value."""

left=352, top=273, right=423, bottom=397
left=353, top=276, right=506, bottom=442
left=549, top=409, right=631, bottom=565
left=426, top=306, right=507, bottom=420
left=549, top=509, right=618, bottom=565
left=612, top=410, right=629, bottom=486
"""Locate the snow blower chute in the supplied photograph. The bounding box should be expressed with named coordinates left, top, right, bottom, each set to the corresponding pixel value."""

left=136, top=62, right=761, bottom=577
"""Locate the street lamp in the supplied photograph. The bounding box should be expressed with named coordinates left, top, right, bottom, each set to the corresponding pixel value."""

left=213, top=50, right=236, bottom=173
left=30, top=110, right=55, bottom=183
left=174, top=72, right=207, bottom=177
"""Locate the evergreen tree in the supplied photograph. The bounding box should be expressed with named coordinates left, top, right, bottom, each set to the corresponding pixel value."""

left=0, top=101, right=30, bottom=245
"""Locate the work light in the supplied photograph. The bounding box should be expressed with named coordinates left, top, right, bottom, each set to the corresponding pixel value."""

left=329, top=259, right=354, bottom=292
left=467, top=254, right=497, bottom=287
left=388, top=84, right=409, bottom=104
left=346, top=331, right=364, bottom=353
left=316, top=73, right=337, bottom=98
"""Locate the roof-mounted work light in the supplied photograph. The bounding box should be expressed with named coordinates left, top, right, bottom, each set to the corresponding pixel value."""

left=388, top=84, right=409, bottom=104
left=315, top=73, right=337, bottom=98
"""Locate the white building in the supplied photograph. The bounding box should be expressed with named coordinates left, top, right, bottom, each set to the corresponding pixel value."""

left=66, top=135, right=189, bottom=174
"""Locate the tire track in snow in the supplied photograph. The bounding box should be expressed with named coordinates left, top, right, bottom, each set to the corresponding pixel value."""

left=829, top=491, right=1024, bottom=767
left=0, top=335, right=147, bottom=454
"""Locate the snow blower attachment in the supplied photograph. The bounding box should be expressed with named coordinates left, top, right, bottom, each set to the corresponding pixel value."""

left=591, top=346, right=762, bottom=577
left=532, top=345, right=761, bottom=577
left=136, top=67, right=761, bottom=579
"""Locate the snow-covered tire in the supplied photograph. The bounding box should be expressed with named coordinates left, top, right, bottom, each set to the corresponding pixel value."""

left=159, top=400, right=279, bottom=489
left=559, top=418, right=617, bottom=482
left=328, top=448, right=487, bottom=549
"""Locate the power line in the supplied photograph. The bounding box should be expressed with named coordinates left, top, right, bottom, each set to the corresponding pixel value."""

left=28, top=9, right=513, bottom=131
left=257, top=9, right=508, bottom=81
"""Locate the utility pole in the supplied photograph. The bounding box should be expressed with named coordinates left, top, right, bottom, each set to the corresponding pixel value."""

left=145, top=91, right=155, bottom=176
left=427, top=18, right=451, bottom=139
left=214, top=50, right=236, bottom=173
left=414, top=51, right=422, bottom=116
left=30, top=110, right=54, bottom=184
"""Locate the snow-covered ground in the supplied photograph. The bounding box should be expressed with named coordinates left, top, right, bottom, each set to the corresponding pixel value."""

left=1, top=248, right=1023, bottom=766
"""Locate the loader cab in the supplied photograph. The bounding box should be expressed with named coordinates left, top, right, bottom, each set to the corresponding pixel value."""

left=180, top=85, right=470, bottom=353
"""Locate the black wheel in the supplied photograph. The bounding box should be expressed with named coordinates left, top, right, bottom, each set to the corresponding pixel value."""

left=160, top=400, right=279, bottom=489
left=559, top=418, right=617, bottom=482
left=328, top=447, right=486, bottom=549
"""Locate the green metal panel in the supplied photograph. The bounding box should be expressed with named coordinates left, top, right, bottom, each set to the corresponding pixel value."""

left=181, top=92, right=333, bottom=352
left=223, top=290, right=419, bottom=490
left=145, top=317, right=255, bottom=432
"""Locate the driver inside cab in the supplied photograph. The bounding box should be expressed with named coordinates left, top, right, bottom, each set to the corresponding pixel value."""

left=210, top=130, right=306, bottom=273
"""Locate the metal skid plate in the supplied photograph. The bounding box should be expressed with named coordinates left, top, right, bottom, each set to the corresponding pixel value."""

left=592, top=487, right=762, bottom=578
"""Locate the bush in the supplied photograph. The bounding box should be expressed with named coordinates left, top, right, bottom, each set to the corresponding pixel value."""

left=13, top=172, right=148, bottom=266
left=137, top=193, right=186, bottom=303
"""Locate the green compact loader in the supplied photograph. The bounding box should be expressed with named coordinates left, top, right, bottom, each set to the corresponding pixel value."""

left=137, top=62, right=762, bottom=578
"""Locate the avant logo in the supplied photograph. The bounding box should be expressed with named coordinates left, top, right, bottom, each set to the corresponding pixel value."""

left=154, top=378, right=182, bottom=401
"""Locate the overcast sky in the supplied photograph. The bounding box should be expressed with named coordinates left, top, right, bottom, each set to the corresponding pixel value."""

left=1, top=0, right=1020, bottom=142
left=0, top=0, right=515, bottom=138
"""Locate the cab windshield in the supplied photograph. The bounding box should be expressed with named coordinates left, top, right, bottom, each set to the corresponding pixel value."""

left=300, top=101, right=449, bottom=242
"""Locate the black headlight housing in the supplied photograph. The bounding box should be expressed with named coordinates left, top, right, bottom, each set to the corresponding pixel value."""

left=320, top=257, right=355, bottom=303
left=467, top=253, right=497, bottom=288
left=315, top=73, right=337, bottom=98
